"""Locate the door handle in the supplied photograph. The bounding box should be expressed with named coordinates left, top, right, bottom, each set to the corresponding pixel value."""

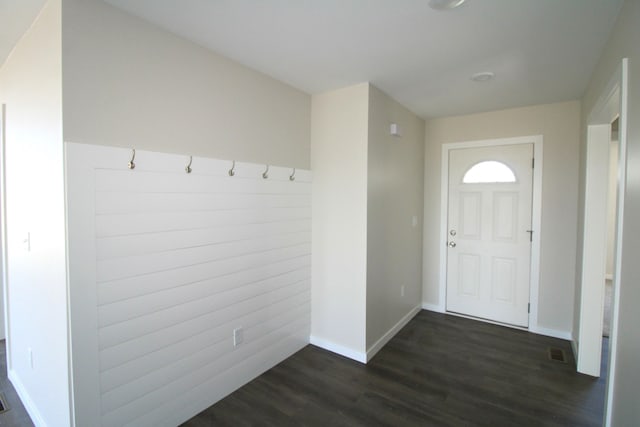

left=448, top=241, right=456, bottom=248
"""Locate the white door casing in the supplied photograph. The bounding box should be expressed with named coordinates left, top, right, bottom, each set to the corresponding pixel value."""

left=577, top=59, right=628, bottom=424
left=0, top=104, right=7, bottom=342
left=446, top=144, right=533, bottom=327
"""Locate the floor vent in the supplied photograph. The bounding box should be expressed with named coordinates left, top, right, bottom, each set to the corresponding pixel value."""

left=0, top=392, right=8, bottom=413
left=548, top=347, right=567, bottom=363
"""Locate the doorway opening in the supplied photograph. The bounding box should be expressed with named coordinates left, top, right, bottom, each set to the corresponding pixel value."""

left=602, top=118, right=619, bottom=341
left=577, top=58, right=628, bottom=427
left=0, top=104, right=7, bottom=345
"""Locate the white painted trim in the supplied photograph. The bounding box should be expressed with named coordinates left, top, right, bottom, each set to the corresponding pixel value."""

left=577, top=58, right=628, bottom=427
left=422, top=302, right=444, bottom=313
left=577, top=124, right=610, bottom=377
left=437, top=146, right=449, bottom=313
left=62, top=142, right=76, bottom=427
left=529, top=139, right=544, bottom=332
left=309, top=335, right=367, bottom=364
left=439, top=136, right=543, bottom=331
left=0, top=104, right=10, bottom=356
left=366, top=305, right=421, bottom=362
left=604, top=58, right=628, bottom=427
left=65, top=143, right=102, bottom=426
left=429, top=308, right=572, bottom=341
left=571, top=339, right=579, bottom=364
left=8, top=370, right=44, bottom=426
left=605, top=274, right=613, bottom=281
left=444, top=310, right=527, bottom=331
left=530, top=325, right=573, bottom=341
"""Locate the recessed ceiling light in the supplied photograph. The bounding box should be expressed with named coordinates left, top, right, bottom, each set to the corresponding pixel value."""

left=428, top=0, right=467, bottom=10
left=470, top=71, right=495, bottom=82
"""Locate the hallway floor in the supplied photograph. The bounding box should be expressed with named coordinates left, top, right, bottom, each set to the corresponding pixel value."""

left=0, top=312, right=609, bottom=427
left=184, top=311, right=607, bottom=426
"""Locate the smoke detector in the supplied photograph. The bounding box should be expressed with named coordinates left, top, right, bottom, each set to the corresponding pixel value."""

left=470, top=71, right=495, bottom=82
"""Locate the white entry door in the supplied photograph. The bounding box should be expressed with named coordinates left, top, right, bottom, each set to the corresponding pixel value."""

left=446, top=143, right=533, bottom=327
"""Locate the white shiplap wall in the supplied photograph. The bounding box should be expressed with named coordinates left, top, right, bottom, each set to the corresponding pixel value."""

left=66, top=143, right=311, bottom=427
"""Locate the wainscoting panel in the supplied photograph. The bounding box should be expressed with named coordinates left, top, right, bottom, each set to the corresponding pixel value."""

left=66, top=143, right=311, bottom=427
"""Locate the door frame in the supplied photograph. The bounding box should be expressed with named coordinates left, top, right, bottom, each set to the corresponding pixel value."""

left=0, top=104, right=8, bottom=346
left=578, top=58, right=628, bottom=426
left=438, top=135, right=543, bottom=332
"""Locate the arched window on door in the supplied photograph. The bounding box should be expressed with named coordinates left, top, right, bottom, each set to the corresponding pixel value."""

left=462, top=161, right=516, bottom=183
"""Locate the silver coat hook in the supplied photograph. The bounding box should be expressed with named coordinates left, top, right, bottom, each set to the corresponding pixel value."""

left=262, top=164, right=269, bottom=179
left=229, top=160, right=236, bottom=177
left=289, top=168, right=296, bottom=181
left=185, top=155, right=193, bottom=174
left=128, top=148, right=136, bottom=170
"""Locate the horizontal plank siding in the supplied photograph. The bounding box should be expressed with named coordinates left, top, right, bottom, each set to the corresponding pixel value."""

left=97, top=266, right=311, bottom=328
left=100, top=302, right=310, bottom=415
left=98, top=281, right=310, bottom=368
left=99, top=293, right=310, bottom=394
left=96, top=220, right=310, bottom=260
left=65, top=143, right=311, bottom=427
left=97, top=248, right=309, bottom=305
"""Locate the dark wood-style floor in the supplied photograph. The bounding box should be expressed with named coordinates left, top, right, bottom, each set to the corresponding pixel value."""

left=183, top=311, right=606, bottom=427
left=0, top=340, right=34, bottom=427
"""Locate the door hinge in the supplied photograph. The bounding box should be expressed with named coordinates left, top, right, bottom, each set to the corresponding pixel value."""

left=532, top=158, right=535, bottom=168
left=526, top=230, right=533, bottom=242
left=528, top=303, right=530, bottom=313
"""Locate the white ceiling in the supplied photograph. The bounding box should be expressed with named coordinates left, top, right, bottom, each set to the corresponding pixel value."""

left=2, top=0, right=624, bottom=118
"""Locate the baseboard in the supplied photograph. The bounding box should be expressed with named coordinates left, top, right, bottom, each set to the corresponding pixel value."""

left=530, top=325, right=572, bottom=341
left=366, top=305, right=421, bottom=362
left=309, top=335, right=366, bottom=364
left=421, top=302, right=444, bottom=313
left=8, top=370, right=44, bottom=426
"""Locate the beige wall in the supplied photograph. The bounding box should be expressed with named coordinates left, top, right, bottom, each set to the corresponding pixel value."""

left=366, top=86, right=424, bottom=349
left=311, top=83, right=425, bottom=359
left=0, top=0, right=71, bottom=425
left=311, top=83, right=369, bottom=357
left=579, top=0, right=640, bottom=423
left=423, top=101, right=581, bottom=335
left=61, top=0, right=311, bottom=168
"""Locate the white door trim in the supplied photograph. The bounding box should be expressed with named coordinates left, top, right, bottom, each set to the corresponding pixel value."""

left=0, top=104, right=10, bottom=349
left=438, top=135, right=543, bottom=332
left=579, top=58, right=628, bottom=427
left=577, top=124, right=610, bottom=378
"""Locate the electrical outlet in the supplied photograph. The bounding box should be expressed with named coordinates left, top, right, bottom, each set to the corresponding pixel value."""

left=233, top=327, right=243, bottom=347
left=400, top=285, right=405, bottom=297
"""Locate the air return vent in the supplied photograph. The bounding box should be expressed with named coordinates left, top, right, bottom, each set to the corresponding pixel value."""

left=548, top=347, right=567, bottom=363
left=0, top=392, right=8, bottom=413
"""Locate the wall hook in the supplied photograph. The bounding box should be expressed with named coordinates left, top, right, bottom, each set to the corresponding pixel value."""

left=289, top=168, right=296, bottom=181
left=185, top=155, right=193, bottom=174
left=128, top=148, right=136, bottom=170
left=229, top=160, right=236, bottom=177
left=262, top=164, right=269, bottom=179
